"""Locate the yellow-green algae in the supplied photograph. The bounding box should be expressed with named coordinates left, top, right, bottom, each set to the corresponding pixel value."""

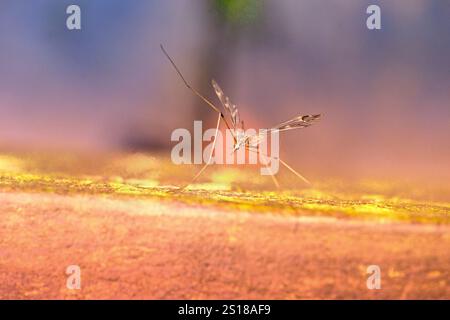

left=0, top=153, right=448, bottom=224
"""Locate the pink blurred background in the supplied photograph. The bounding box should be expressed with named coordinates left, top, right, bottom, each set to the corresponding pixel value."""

left=0, top=0, right=448, bottom=182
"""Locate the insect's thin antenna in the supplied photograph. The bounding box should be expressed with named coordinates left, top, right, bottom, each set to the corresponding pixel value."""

left=160, top=45, right=219, bottom=112
left=160, top=44, right=236, bottom=135
left=160, top=44, right=236, bottom=144
left=278, top=157, right=310, bottom=185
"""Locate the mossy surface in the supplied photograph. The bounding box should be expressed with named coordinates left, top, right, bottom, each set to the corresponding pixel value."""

left=0, top=153, right=448, bottom=224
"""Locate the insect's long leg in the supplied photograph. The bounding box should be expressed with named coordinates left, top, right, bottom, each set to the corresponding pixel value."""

left=182, top=112, right=222, bottom=189
left=260, top=153, right=280, bottom=189
left=246, top=147, right=280, bottom=188
left=160, top=44, right=236, bottom=142
left=278, top=157, right=310, bottom=185
left=247, top=147, right=310, bottom=186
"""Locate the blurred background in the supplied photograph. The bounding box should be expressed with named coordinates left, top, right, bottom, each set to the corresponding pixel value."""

left=0, top=0, right=449, bottom=182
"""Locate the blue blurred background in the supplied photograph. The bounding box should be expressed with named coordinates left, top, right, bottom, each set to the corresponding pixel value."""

left=0, top=0, right=449, bottom=181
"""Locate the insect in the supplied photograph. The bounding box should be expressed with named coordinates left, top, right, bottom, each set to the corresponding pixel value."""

left=161, top=44, right=321, bottom=188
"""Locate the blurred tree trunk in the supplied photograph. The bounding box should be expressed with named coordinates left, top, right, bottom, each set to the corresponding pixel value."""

left=193, top=0, right=265, bottom=127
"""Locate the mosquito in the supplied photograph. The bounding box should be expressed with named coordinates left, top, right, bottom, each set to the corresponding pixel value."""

left=161, top=44, right=321, bottom=188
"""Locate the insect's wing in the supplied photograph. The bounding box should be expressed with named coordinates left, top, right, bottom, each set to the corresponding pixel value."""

left=269, top=114, right=321, bottom=132
left=211, top=79, right=240, bottom=129
left=211, top=79, right=228, bottom=111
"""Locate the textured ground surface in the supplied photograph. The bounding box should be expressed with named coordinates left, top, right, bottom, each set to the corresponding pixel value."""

left=0, top=153, right=449, bottom=299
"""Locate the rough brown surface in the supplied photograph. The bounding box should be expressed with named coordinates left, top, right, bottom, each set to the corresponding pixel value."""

left=1, top=192, right=448, bottom=299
